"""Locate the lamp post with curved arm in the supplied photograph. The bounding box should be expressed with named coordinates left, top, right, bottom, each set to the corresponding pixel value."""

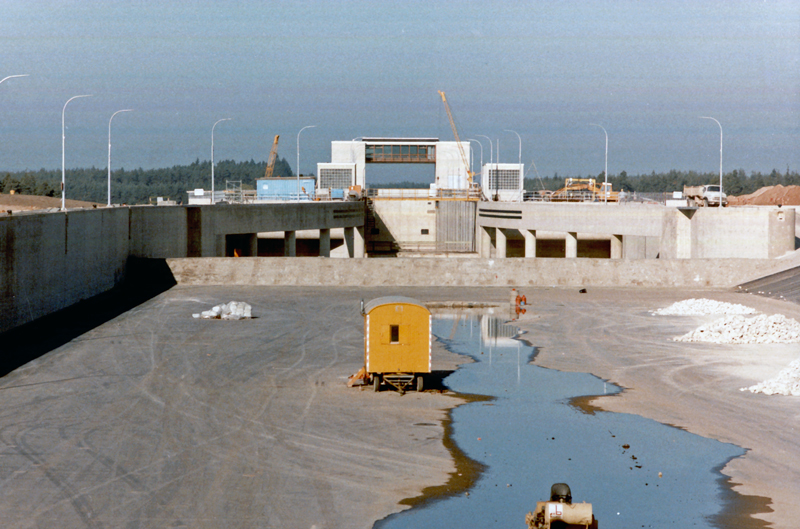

left=466, top=138, right=483, bottom=169
left=0, top=74, right=29, bottom=86
left=477, top=134, right=493, bottom=164
left=108, top=109, right=133, bottom=206
left=62, top=94, right=93, bottom=211
left=700, top=116, right=723, bottom=208
left=297, top=125, right=316, bottom=200
left=590, top=123, right=608, bottom=203
left=211, top=118, right=231, bottom=204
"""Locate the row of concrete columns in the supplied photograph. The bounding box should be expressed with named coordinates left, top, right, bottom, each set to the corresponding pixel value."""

left=282, top=227, right=365, bottom=257
left=479, top=227, right=623, bottom=259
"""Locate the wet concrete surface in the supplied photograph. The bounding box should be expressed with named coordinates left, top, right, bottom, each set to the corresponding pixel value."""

left=378, top=315, right=747, bottom=529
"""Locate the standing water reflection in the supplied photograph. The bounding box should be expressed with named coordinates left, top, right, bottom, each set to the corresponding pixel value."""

left=376, top=314, right=744, bottom=529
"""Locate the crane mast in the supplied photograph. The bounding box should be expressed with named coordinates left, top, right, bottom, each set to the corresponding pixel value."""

left=264, top=135, right=280, bottom=178
left=438, top=91, right=474, bottom=185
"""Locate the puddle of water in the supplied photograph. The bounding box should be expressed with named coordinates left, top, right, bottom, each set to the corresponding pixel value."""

left=376, top=315, right=744, bottom=529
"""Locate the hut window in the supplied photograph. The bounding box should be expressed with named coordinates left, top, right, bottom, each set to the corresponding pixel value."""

left=390, top=325, right=399, bottom=343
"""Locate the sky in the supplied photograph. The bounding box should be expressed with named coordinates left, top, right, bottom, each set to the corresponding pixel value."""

left=2, top=0, right=799, bottom=183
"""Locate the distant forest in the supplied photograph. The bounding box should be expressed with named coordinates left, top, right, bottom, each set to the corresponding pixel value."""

left=1, top=160, right=797, bottom=204
left=0, top=157, right=293, bottom=205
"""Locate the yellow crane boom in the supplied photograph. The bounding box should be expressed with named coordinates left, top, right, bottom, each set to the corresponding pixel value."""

left=438, top=91, right=474, bottom=185
left=264, top=135, right=280, bottom=178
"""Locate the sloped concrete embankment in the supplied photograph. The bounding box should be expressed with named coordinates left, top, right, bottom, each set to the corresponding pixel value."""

left=167, top=257, right=784, bottom=289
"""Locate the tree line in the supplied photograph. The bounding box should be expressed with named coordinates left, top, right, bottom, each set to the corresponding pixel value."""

left=0, top=157, right=293, bottom=205
left=1, top=161, right=797, bottom=203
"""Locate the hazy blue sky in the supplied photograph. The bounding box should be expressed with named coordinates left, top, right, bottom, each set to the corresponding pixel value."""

left=2, top=0, right=798, bottom=181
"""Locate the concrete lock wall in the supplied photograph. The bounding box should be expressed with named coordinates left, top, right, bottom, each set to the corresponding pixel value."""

left=660, top=206, right=795, bottom=259
left=167, top=256, right=787, bottom=289
left=1, top=202, right=365, bottom=334
left=1, top=209, right=130, bottom=333
left=371, top=200, right=437, bottom=251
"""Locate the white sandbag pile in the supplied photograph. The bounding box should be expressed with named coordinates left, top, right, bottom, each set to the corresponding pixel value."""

left=652, top=298, right=757, bottom=316
left=741, top=359, right=800, bottom=396
left=674, top=314, right=800, bottom=344
left=193, top=301, right=252, bottom=320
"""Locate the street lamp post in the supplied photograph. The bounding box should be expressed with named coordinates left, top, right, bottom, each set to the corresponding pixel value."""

left=297, top=125, right=316, bottom=200
left=504, top=129, right=523, bottom=201
left=466, top=139, right=483, bottom=170
left=700, top=116, right=723, bottom=208
left=211, top=118, right=231, bottom=204
left=62, top=94, right=93, bottom=211
left=590, top=124, right=608, bottom=203
left=108, top=109, right=133, bottom=207
left=0, top=74, right=29, bottom=86
left=477, top=134, right=493, bottom=164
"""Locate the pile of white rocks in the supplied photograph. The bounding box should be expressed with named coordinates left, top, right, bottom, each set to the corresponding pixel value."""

left=674, top=314, right=800, bottom=344
left=193, top=301, right=252, bottom=320
left=652, top=298, right=758, bottom=316
left=741, top=359, right=800, bottom=396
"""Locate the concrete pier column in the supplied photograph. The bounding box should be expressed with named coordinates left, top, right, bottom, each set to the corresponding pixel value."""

left=610, top=234, right=623, bottom=259
left=354, top=226, right=366, bottom=258
left=524, top=229, right=537, bottom=258
left=248, top=233, right=258, bottom=257
left=565, top=232, right=578, bottom=258
left=284, top=231, right=296, bottom=257
left=479, top=226, right=492, bottom=258
left=344, top=226, right=366, bottom=258
left=319, top=229, right=331, bottom=257
left=496, top=228, right=507, bottom=258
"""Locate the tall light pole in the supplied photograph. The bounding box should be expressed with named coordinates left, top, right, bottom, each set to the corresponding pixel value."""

left=504, top=129, right=522, bottom=166
left=590, top=123, right=608, bottom=203
left=62, top=94, right=93, bottom=211
left=467, top=138, right=483, bottom=169
left=477, top=134, right=493, bottom=164
left=107, top=109, right=133, bottom=207
left=211, top=118, right=231, bottom=204
left=297, top=125, right=316, bottom=200
left=0, top=74, right=29, bottom=86
left=700, top=116, right=723, bottom=208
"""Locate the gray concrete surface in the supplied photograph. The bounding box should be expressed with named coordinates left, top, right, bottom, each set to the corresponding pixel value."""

left=167, top=256, right=789, bottom=289
left=2, top=285, right=799, bottom=528
left=0, top=286, right=482, bottom=529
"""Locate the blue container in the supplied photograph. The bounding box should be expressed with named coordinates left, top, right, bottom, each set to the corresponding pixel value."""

left=256, top=177, right=316, bottom=201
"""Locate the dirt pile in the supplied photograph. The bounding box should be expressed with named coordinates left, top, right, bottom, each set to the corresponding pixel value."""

left=728, top=185, right=800, bottom=206
left=0, top=193, right=100, bottom=212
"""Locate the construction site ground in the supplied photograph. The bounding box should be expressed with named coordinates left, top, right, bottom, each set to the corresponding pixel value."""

left=1, top=286, right=798, bottom=528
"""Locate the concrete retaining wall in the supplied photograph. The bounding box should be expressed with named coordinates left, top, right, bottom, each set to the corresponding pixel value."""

left=167, top=257, right=786, bottom=289
left=1, top=209, right=130, bottom=333
left=1, top=202, right=365, bottom=334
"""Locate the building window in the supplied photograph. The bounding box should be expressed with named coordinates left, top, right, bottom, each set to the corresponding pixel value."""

left=390, top=325, right=399, bottom=343
left=421, top=229, right=429, bottom=235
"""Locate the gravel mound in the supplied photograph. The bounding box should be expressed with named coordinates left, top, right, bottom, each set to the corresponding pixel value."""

left=674, top=314, right=800, bottom=344
left=741, top=359, right=800, bottom=396
left=652, top=298, right=757, bottom=316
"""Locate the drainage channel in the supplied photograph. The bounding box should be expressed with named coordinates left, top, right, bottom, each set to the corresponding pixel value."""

left=376, top=314, right=746, bottom=529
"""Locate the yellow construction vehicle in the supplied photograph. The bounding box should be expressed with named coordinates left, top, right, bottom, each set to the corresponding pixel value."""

left=264, top=135, right=280, bottom=178
left=438, top=91, right=476, bottom=186
left=550, top=178, right=619, bottom=203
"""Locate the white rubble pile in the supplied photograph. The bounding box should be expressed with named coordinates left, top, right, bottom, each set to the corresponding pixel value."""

left=741, top=359, right=800, bottom=396
left=652, top=298, right=757, bottom=316
left=674, top=314, right=800, bottom=344
left=193, top=301, right=252, bottom=320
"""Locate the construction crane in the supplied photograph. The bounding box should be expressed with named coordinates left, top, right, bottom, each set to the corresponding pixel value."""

left=438, top=91, right=475, bottom=185
left=264, top=135, right=280, bottom=178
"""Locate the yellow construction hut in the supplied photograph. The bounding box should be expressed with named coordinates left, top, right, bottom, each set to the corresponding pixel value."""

left=363, top=296, right=431, bottom=393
